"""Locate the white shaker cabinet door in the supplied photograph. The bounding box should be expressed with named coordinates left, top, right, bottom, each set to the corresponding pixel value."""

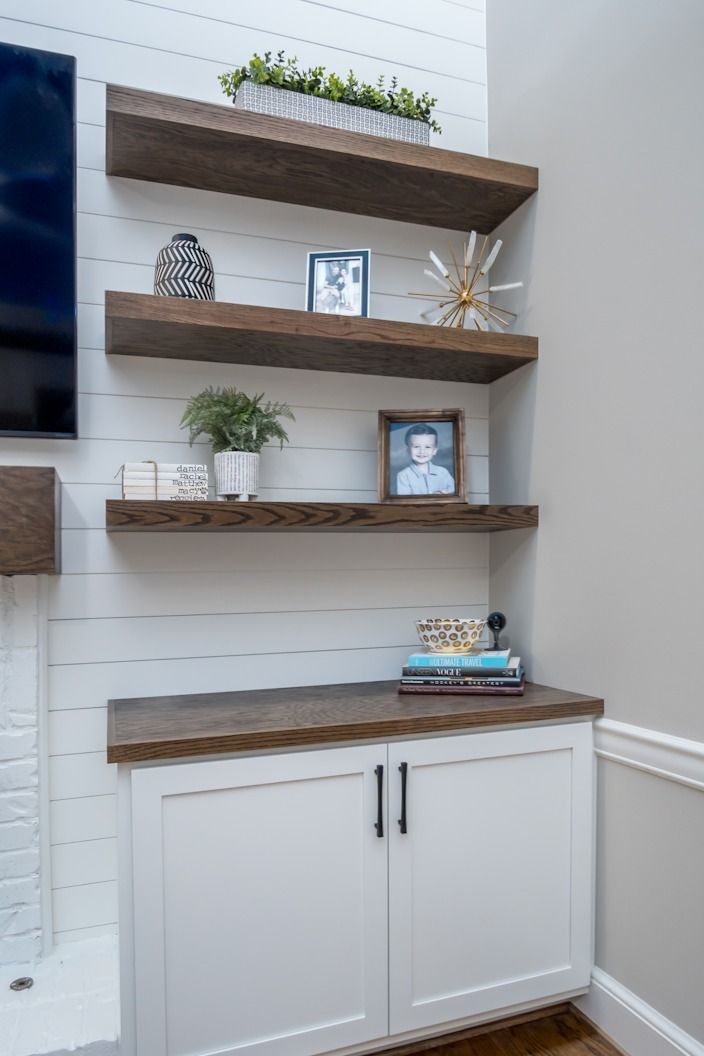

left=130, top=745, right=389, bottom=1056
left=388, top=723, right=593, bottom=1033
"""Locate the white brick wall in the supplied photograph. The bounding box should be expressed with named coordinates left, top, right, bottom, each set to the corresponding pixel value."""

left=0, top=577, right=41, bottom=965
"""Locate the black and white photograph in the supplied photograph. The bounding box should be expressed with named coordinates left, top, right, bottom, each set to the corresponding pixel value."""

left=378, top=409, right=465, bottom=503
left=306, top=249, right=370, bottom=316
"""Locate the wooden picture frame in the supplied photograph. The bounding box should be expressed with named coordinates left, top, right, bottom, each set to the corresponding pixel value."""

left=378, top=409, right=466, bottom=503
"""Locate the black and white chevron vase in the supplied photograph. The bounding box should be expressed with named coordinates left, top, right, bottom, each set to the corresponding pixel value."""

left=154, top=233, right=215, bottom=299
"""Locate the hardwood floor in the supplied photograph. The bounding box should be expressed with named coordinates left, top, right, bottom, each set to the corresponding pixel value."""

left=380, top=1009, right=626, bottom=1056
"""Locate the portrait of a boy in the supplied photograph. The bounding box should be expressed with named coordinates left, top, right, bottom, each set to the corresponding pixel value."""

left=378, top=410, right=465, bottom=502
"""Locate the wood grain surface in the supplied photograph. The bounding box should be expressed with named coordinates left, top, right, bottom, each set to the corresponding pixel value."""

left=106, top=85, right=538, bottom=232
left=107, top=679, right=604, bottom=762
left=105, top=292, right=538, bottom=384
left=105, top=500, right=539, bottom=533
left=373, top=1008, right=625, bottom=1056
left=0, top=466, right=61, bottom=575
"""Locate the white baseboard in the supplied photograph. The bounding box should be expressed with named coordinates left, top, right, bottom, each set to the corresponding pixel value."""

left=575, top=969, right=704, bottom=1056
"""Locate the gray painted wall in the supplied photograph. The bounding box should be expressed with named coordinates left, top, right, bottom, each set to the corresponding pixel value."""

left=486, top=0, right=704, bottom=1042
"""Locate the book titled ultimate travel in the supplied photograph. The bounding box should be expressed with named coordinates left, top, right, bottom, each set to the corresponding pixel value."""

left=398, top=679, right=525, bottom=696
left=406, top=650, right=513, bottom=670
left=401, top=659, right=520, bottom=679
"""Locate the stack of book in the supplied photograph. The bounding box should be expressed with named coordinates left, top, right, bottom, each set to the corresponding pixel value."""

left=121, top=462, right=209, bottom=501
left=398, top=648, right=525, bottom=695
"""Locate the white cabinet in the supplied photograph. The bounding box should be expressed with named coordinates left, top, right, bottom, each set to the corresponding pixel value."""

left=122, top=723, right=593, bottom=1056
left=129, top=745, right=389, bottom=1056
left=387, top=724, right=593, bottom=1033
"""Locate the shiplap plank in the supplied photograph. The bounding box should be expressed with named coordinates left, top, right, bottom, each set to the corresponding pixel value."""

left=48, top=566, right=487, bottom=620
left=444, top=0, right=485, bottom=11
left=0, top=12, right=485, bottom=132
left=76, top=78, right=105, bottom=126
left=51, top=839, right=118, bottom=889
left=55, top=923, right=119, bottom=944
left=50, top=754, right=117, bottom=801
left=75, top=394, right=489, bottom=453
left=47, top=646, right=438, bottom=711
left=300, top=0, right=484, bottom=43
left=59, top=527, right=488, bottom=575
left=78, top=257, right=455, bottom=326
left=78, top=167, right=472, bottom=259
left=77, top=339, right=490, bottom=418
left=127, top=0, right=487, bottom=55
left=78, top=257, right=437, bottom=324
left=3, top=0, right=483, bottom=86
left=76, top=208, right=467, bottom=302
left=52, top=881, right=118, bottom=933
left=49, top=709, right=108, bottom=756
left=48, top=604, right=486, bottom=666
left=50, top=796, right=117, bottom=845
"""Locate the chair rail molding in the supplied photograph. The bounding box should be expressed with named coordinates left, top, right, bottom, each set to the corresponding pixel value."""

left=595, top=718, right=704, bottom=793
left=576, top=968, right=704, bottom=1056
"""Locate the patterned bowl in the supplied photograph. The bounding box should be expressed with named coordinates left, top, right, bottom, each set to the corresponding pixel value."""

left=415, top=617, right=486, bottom=654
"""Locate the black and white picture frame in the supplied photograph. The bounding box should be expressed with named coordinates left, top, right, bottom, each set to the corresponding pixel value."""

left=306, top=249, right=370, bottom=316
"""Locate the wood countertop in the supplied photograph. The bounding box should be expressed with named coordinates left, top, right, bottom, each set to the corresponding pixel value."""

left=107, top=680, right=604, bottom=763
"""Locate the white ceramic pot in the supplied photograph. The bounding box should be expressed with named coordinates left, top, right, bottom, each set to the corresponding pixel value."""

left=214, top=451, right=259, bottom=501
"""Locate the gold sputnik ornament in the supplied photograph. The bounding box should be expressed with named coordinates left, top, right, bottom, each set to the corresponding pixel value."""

left=409, top=231, right=523, bottom=330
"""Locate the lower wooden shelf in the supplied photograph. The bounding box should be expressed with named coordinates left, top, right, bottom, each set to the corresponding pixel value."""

left=107, top=680, right=603, bottom=763
left=106, top=500, right=539, bottom=533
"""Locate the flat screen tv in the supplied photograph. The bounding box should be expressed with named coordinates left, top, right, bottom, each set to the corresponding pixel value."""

left=0, top=42, right=77, bottom=437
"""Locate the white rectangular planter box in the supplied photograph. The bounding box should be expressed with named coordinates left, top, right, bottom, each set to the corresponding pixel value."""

left=234, top=81, right=431, bottom=146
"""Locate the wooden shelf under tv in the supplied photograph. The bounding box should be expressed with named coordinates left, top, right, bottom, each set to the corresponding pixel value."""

left=0, top=467, right=61, bottom=575
left=106, top=500, right=539, bottom=534
left=106, top=85, right=538, bottom=231
left=106, top=293, right=538, bottom=384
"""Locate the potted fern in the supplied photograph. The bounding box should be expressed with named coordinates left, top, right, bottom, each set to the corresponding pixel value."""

left=180, top=386, right=294, bottom=501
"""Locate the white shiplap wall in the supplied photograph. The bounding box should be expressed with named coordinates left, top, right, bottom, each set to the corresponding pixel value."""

left=0, top=0, right=487, bottom=943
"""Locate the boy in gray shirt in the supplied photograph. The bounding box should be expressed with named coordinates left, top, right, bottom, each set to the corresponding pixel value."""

left=395, top=423, right=455, bottom=496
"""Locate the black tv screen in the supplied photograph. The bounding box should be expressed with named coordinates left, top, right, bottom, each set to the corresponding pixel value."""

left=0, top=42, right=77, bottom=437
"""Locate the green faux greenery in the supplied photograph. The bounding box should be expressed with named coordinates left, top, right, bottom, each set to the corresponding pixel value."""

left=219, top=50, right=441, bottom=133
left=180, top=386, right=295, bottom=455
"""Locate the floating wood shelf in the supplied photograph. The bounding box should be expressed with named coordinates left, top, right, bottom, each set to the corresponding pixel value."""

left=107, top=680, right=603, bottom=763
left=106, top=85, right=538, bottom=231
left=106, top=292, right=538, bottom=384
left=106, top=500, right=538, bottom=534
left=0, top=467, right=61, bottom=574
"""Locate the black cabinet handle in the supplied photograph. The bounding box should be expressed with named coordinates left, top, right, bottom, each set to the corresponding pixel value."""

left=398, top=762, right=408, bottom=834
left=374, top=765, right=384, bottom=838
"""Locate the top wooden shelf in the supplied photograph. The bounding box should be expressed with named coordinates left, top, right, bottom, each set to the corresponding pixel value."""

left=106, top=85, right=538, bottom=231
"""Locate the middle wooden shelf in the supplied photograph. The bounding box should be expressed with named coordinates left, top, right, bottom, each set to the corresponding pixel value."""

left=106, top=292, right=538, bottom=384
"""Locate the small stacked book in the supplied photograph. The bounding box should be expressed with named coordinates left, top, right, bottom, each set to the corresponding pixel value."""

left=121, top=462, right=209, bottom=501
left=398, top=648, right=525, bottom=696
